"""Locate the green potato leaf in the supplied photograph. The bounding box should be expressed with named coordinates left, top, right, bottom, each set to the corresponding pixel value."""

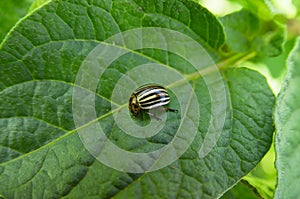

left=0, top=0, right=275, bottom=198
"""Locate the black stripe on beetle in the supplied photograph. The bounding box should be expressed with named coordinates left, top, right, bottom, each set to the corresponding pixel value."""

left=139, top=89, right=168, bottom=102
left=128, top=84, right=177, bottom=120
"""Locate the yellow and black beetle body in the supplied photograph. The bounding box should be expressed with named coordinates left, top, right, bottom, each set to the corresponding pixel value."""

left=129, top=84, right=177, bottom=119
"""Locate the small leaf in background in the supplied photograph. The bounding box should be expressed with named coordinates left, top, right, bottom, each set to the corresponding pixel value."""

left=220, top=9, right=286, bottom=57
left=227, top=0, right=275, bottom=20
left=253, top=21, right=286, bottom=57
left=253, top=38, right=295, bottom=79
left=220, top=10, right=261, bottom=53
left=274, top=37, right=300, bottom=199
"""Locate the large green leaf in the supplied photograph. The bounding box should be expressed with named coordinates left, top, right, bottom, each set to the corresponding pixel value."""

left=274, top=37, right=300, bottom=198
left=0, top=0, right=275, bottom=198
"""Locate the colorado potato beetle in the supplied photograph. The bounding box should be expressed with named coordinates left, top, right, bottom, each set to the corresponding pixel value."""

left=128, top=84, right=177, bottom=120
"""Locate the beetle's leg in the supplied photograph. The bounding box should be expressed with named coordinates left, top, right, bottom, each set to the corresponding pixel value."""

left=164, top=107, right=178, bottom=113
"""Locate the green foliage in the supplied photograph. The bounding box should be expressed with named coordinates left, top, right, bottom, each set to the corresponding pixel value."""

left=221, top=180, right=261, bottom=199
left=293, top=0, right=300, bottom=15
left=220, top=9, right=285, bottom=57
left=254, top=39, right=296, bottom=78
left=274, top=37, right=300, bottom=199
left=243, top=145, right=277, bottom=199
left=0, top=0, right=299, bottom=198
left=0, top=0, right=34, bottom=42
left=227, top=0, right=274, bottom=20
left=29, top=0, right=50, bottom=11
left=220, top=10, right=261, bottom=53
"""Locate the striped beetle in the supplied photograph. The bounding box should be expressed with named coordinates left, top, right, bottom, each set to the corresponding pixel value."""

left=128, top=84, right=177, bottom=120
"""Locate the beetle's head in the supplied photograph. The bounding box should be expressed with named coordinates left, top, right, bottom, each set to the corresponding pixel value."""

left=129, top=94, right=140, bottom=116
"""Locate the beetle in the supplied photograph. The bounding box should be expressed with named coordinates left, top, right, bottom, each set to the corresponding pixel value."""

left=128, top=84, right=177, bottom=120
